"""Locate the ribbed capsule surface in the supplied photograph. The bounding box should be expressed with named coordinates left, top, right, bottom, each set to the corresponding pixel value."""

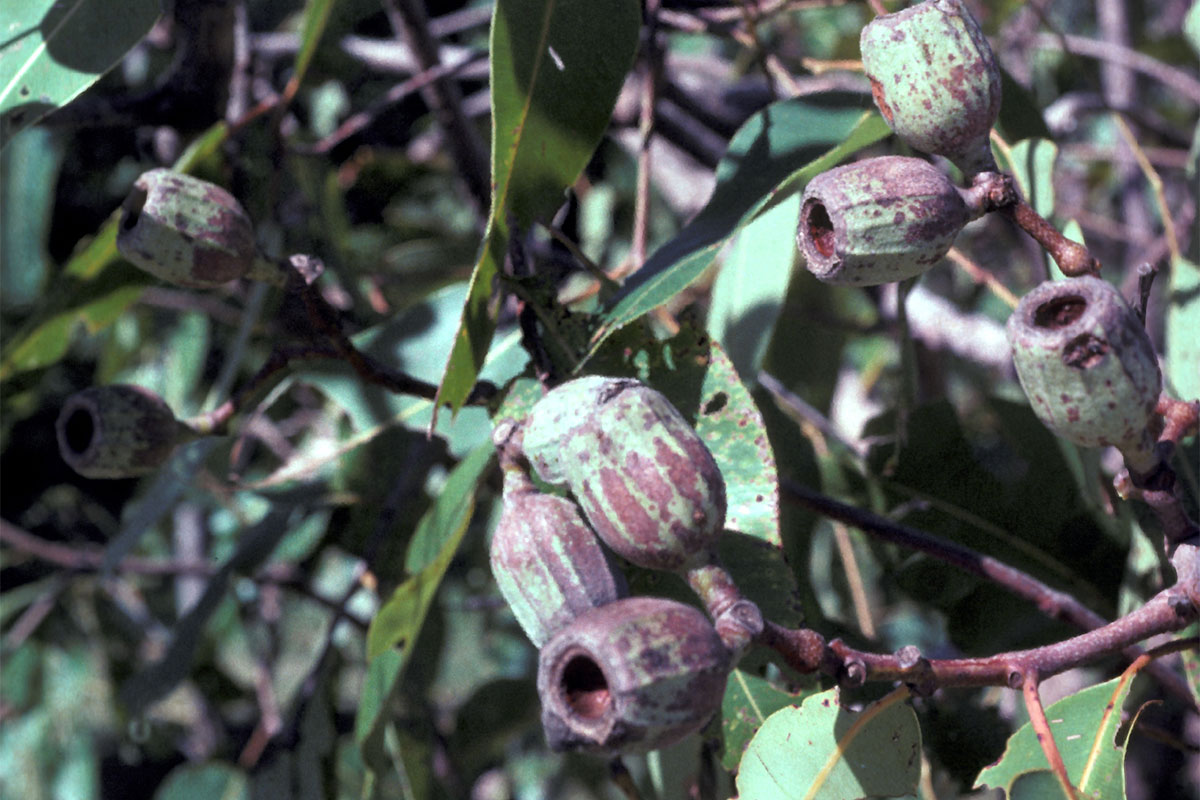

left=1007, top=277, right=1162, bottom=472
left=798, top=156, right=970, bottom=286
left=537, top=597, right=731, bottom=754
left=860, top=0, right=1001, bottom=176
left=490, top=467, right=627, bottom=647
left=521, top=375, right=630, bottom=485
left=117, top=169, right=258, bottom=288
left=56, top=385, right=186, bottom=479
left=523, top=377, right=727, bottom=572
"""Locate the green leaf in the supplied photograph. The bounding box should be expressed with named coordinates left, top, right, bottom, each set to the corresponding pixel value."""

left=721, top=669, right=815, bottom=772
left=356, top=445, right=494, bottom=759
left=736, top=687, right=921, bottom=800
left=435, top=0, right=641, bottom=414
left=0, top=127, right=60, bottom=308
left=0, top=284, right=142, bottom=381
left=1006, top=139, right=1057, bottom=220
left=589, top=104, right=891, bottom=355
left=974, top=675, right=1147, bottom=799
left=365, top=444, right=492, bottom=660
left=1186, top=0, right=1200, bottom=57
left=0, top=0, right=161, bottom=142
left=290, top=0, right=337, bottom=92
left=153, top=763, right=248, bottom=800
left=708, top=193, right=800, bottom=384
left=1166, top=256, right=1200, bottom=400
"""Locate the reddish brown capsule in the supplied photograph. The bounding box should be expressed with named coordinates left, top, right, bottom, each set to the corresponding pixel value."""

left=522, top=377, right=727, bottom=572
left=537, top=597, right=731, bottom=753
left=490, top=461, right=627, bottom=647
left=798, top=156, right=972, bottom=286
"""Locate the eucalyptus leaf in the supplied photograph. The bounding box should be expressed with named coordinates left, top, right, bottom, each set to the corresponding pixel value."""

left=708, top=193, right=800, bottom=384
left=153, top=763, right=248, bottom=800
left=721, top=670, right=814, bottom=772
left=0, top=0, right=160, bottom=142
left=436, top=0, right=641, bottom=414
left=975, top=675, right=1147, bottom=799
left=1166, top=256, right=1200, bottom=400
left=736, top=687, right=921, bottom=800
left=356, top=445, right=494, bottom=764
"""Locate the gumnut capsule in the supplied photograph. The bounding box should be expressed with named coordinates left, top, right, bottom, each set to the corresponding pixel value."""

left=860, top=0, right=1001, bottom=176
left=489, top=421, right=627, bottom=647
left=522, top=377, right=727, bottom=572
left=56, top=385, right=191, bottom=478
left=1007, top=277, right=1162, bottom=474
left=117, top=169, right=279, bottom=288
left=797, top=156, right=973, bottom=286
left=537, top=596, right=731, bottom=753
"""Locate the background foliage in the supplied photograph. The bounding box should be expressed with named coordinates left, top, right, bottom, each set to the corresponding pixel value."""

left=1, top=1, right=1198, bottom=798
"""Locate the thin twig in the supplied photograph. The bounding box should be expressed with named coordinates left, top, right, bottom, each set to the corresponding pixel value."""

left=382, top=0, right=490, bottom=211
left=627, top=0, right=663, bottom=278
left=762, top=594, right=1197, bottom=695
left=1003, top=200, right=1101, bottom=277
left=300, top=54, right=486, bottom=155
left=945, top=247, right=1021, bottom=310
left=1022, top=673, right=1081, bottom=800
left=780, top=480, right=1198, bottom=703
left=1031, top=32, right=1200, bottom=106
left=1112, top=114, right=1182, bottom=265
left=0, top=520, right=368, bottom=629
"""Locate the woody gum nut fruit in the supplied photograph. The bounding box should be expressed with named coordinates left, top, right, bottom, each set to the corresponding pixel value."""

left=860, top=0, right=1001, bottom=176
left=523, top=377, right=727, bottom=572
left=1007, top=277, right=1163, bottom=474
left=519, top=375, right=628, bottom=484
left=798, top=156, right=971, bottom=286
left=56, top=385, right=188, bottom=479
left=117, top=169, right=266, bottom=288
left=537, top=597, right=731, bottom=754
left=490, top=467, right=627, bottom=647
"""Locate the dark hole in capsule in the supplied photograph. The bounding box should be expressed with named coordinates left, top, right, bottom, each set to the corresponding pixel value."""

left=64, top=408, right=96, bottom=455
left=1062, top=333, right=1108, bottom=369
left=120, top=186, right=148, bottom=232
left=562, top=655, right=610, bottom=718
left=805, top=203, right=836, bottom=258
left=1033, top=295, right=1086, bottom=329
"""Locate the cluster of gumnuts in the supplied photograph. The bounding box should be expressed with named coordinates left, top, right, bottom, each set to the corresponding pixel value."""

left=55, top=168, right=278, bottom=479
left=796, top=0, right=1164, bottom=476
left=490, top=377, right=764, bottom=753
left=55, top=0, right=1173, bottom=758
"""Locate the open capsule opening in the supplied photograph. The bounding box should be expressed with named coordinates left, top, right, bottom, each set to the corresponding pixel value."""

left=561, top=654, right=610, bottom=719
left=801, top=200, right=836, bottom=259
left=120, top=185, right=148, bottom=233
left=1032, top=294, right=1087, bottom=329
left=62, top=406, right=97, bottom=457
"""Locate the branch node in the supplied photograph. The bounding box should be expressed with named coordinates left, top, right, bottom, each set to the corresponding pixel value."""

left=842, top=658, right=867, bottom=688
